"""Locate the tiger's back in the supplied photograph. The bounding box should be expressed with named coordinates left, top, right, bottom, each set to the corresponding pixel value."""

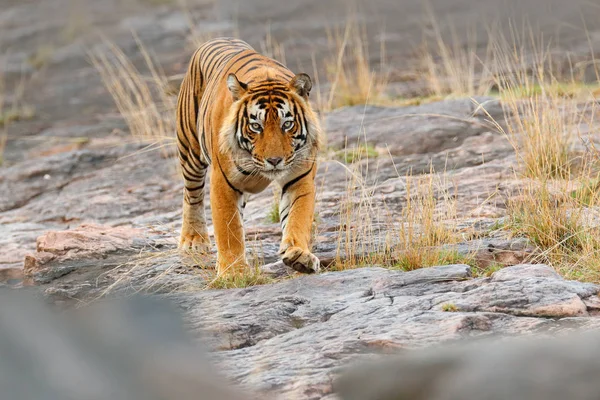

left=177, top=37, right=322, bottom=276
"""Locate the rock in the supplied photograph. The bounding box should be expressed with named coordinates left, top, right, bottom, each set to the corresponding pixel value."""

left=169, top=264, right=600, bottom=399
left=0, top=291, right=248, bottom=400
left=24, top=223, right=145, bottom=284
left=324, top=98, right=505, bottom=156
left=336, top=329, right=600, bottom=400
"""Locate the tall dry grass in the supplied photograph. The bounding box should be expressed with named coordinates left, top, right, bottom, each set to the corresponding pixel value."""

left=483, top=29, right=588, bottom=180
left=333, top=163, right=390, bottom=269
left=478, top=26, right=600, bottom=282
left=507, top=177, right=600, bottom=282
left=395, top=171, right=464, bottom=270
left=419, top=9, right=494, bottom=97
left=89, top=35, right=176, bottom=151
left=320, top=20, right=388, bottom=111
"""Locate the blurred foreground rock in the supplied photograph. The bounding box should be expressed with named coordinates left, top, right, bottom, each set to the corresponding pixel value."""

left=0, top=291, right=248, bottom=400
left=337, top=329, right=600, bottom=400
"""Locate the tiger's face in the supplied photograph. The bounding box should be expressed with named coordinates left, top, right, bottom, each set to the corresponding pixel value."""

left=222, top=73, right=320, bottom=178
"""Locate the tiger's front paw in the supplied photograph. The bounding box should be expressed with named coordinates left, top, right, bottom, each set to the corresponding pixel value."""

left=179, top=232, right=210, bottom=253
left=281, top=246, right=320, bottom=273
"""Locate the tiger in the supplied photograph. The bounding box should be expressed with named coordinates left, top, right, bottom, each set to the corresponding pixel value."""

left=176, top=37, right=322, bottom=276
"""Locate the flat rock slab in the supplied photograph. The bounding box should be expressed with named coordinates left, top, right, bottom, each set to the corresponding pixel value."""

left=175, top=264, right=600, bottom=399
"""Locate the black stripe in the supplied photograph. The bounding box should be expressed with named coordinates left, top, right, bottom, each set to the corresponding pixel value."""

left=182, top=165, right=204, bottom=181
left=179, top=141, right=208, bottom=171
left=199, top=39, right=231, bottom=58
left=216, top=157, right=243, bottom=195
left=280, top=212, right=289, bottom=224
left=281, top=192, right=309, bottom=215
left=280, top=192, right=310, bottom=225
left=205, top=51, right=234, bottom=82
left=288, top=251, right=302, bottom=264
left=272, top=59, right=287, bottom=69
left=282, top=163, right=314, bottom=195
left=185, top=180, right=205, bottom=190
left=235, top=162, right=252, bottom=175
left=234, top=53, right=261, bottom=73
left=183, top=173, right=204, bottom=183
left=200, top=42, right=234, bottom=68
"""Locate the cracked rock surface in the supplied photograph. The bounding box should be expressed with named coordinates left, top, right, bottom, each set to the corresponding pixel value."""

left=175, top=264, right=600, bottom=399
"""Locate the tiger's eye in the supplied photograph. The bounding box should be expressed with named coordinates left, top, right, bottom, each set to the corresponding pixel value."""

left=250, top=123, right=262, bottom=132
left=282, top=121, right=294, bottom=130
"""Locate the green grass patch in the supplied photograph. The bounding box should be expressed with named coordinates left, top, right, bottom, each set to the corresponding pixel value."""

left=334, top=144, right=378, bottom=164
left=471, top=262, right=504, bottom=278
left=441, top=303, right=459, bottom=312
left=570, top=178, right=600, bottom=206
left=265, top=200, right=280, bottom=223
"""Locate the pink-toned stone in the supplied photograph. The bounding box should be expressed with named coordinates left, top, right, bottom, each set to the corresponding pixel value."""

left=24, top=224, right=143, bottom=276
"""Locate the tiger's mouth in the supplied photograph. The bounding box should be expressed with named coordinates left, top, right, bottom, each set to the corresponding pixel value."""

left=259, top=165, right=289, bottom=176
left=257, top=162, right=293, bottom=178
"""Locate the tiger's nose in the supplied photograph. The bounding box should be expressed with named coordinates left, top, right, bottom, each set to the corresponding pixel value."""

left=266, top=157, right=283, bottom=167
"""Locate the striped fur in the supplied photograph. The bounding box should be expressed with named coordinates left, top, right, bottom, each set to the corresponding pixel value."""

left=177, top=38, right=322, bottom=276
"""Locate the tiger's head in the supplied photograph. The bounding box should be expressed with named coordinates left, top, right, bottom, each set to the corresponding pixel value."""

left=220, top=72, right=322, bottom=178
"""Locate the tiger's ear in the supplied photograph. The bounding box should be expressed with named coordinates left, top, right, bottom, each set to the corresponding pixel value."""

left=289, top=73, right=312, bottom=98
left=227, top=73, right=248, bottom=101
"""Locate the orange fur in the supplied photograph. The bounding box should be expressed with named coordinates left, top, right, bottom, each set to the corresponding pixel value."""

left=176, top=38, right=322, bottom=276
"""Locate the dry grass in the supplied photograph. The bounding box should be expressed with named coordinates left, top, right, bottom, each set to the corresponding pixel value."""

left=265, top=188, right=281, bottom=224
left=476, top=26, right=600, bottom=282
left=207, top=267, right=274, bottom=289
left=89, top=34, right=176, bottom=151
left=331, top=159, right=477, bottom=272
left=482, top=30, right=590, bottom=180
left=333, top=158, right=391, bottom=269
left=507, top=180, right=600, bottom=282
left=259, top=23, right=287, bottom=65
left=393, top=171, right=470, bottom=270
left=419, top=10, right=494, bottom=97
left=321, top=19, right=388, bottom=111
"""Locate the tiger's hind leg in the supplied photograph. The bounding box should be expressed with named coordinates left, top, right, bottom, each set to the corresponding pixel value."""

left=177, top=57, right=210, bottom=253
left=179, top=154, right=210, bottom=253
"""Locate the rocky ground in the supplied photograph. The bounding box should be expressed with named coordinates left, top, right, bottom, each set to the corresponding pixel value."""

left=3, top=0, right=600, bottom=399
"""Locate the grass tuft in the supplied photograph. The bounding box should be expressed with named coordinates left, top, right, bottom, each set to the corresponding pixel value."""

left=393, top=249, right=472, bottom=272
left=208, top=268, right=274, bottom=289
left=441, top=303, right=459, bottom=312
left=334, top=144, right=379, bottom=164
left=395, top=172, right=464, bottom=270
left=266, top=200, right=280, bottom=224
left=506, top=181, right=600, bottom=282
